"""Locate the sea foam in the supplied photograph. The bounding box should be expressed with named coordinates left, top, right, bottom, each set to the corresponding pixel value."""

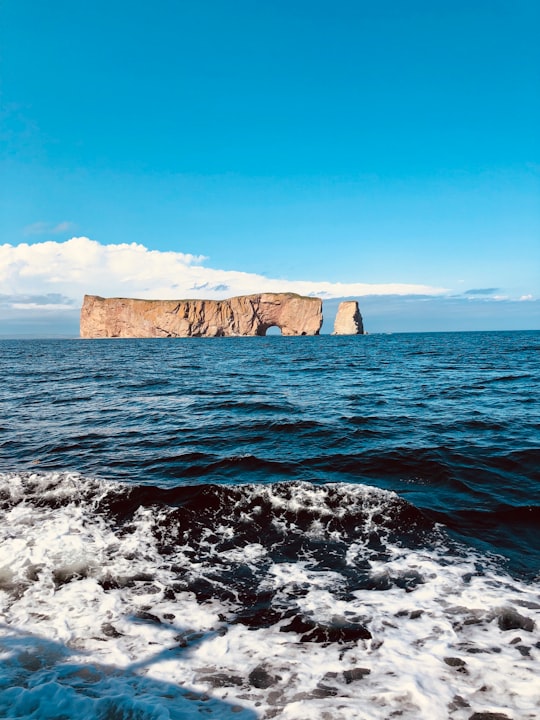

left=0, top=472, right=538, bottom=719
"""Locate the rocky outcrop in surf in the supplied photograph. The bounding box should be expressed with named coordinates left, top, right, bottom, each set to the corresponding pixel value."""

left=332, top=301, right=364, bottom=335
left=80, top=293, right=323, bottom=338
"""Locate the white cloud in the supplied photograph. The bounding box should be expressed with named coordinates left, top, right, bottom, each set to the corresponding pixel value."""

left=0, top=237, right=448, bottom=314
left=11, top=302, right=75, bottom=311
left=23, top=221, right=76, bottom=236
left=520, top=294, right=534, bottom=301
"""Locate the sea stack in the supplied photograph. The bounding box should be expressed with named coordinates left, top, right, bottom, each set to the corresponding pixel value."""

left=332, top=301, right=364, bottom=335
left=80, top=293, right=323, bottom=338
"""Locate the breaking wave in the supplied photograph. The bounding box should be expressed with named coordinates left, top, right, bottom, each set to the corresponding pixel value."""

left=1, top=472, right=538, bottom=720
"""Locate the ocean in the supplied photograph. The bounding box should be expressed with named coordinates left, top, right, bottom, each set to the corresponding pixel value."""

left=0, top=331, right=538, bottom=720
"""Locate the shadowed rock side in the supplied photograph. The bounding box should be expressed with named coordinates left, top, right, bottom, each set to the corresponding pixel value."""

left=333, top=301, right=364, bottom=335
left=80, top=293, right=323, bottom=338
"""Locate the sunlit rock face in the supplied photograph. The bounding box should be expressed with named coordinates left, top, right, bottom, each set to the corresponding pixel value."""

left=332, top=301, right=364, bottom=335
left=80, top=293, right=323, bottom=338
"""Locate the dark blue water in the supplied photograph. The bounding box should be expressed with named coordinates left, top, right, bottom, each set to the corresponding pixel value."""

left=1, top=331, right=538, bottom=579
left=2, top=331, right=540, bottom=719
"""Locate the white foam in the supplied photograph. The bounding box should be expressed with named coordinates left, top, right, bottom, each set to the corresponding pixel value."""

left=0, top=472, right=538, bottom=720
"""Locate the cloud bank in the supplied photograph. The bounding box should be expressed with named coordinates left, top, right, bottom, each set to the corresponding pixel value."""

left=0, top=237, right=447, bottom=311
left=2, top=238, right=537, bottom=335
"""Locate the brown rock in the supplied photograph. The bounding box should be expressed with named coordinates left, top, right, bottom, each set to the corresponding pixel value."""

left=80, top=293, right=323, bottom=338
left=332, top=301, right=364, bottom=335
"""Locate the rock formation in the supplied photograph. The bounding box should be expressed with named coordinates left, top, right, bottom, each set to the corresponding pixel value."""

left=332, top=301, right=364, bottom=335
left=80, top=293, right=323, bottom=338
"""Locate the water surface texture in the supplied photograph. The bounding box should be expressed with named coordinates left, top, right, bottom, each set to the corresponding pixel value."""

left=0, top=332, right=539, bottom=719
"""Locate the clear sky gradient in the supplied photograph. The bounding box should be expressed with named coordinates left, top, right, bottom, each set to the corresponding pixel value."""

left=1, top=0, right=539, bottom=334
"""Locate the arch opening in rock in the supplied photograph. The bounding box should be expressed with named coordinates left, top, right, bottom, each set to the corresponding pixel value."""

left=264, top=325, right=282, bottom=336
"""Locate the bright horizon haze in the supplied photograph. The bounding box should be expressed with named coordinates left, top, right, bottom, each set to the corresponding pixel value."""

left=1, top=0, right=539, bottom=335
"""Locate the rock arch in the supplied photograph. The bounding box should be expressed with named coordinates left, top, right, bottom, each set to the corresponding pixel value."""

left=81, top=293, right=323, bottom=338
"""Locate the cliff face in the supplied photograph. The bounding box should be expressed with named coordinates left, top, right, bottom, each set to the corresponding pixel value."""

left=80, top=293, right=323, bottom=338
left=332, top=301, right=364, bottom=335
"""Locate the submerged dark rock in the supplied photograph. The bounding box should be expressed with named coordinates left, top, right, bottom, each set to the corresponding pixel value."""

left=497, top=608, right=534, bottom=632
left=343, top=667, right=371, bottom=683
left=203, top=673, right=244, bottom=688
left=280, top=614, right=371, bottom=643
left=248, top=665, right=279, bottom=689
left=101, top=622, right=123, bottom=638
left=312, top=684, right=339, bottom=698
left=448, top=695, right=470, bottom=710
left=134, top=611, right=162, bottom=624
left=444, top=657, right=468, bottom=673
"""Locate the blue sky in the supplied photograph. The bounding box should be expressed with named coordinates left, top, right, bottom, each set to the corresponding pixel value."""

left=1, top=0, right=539, bottom=334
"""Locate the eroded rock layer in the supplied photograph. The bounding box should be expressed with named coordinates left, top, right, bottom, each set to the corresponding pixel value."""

left=80, top=293, right=323, bottom=338
left=333, top=301, right=364, bottom=335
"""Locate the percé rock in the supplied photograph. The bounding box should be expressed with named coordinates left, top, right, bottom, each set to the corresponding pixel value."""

left=332, top=301, right=364, bottom=335
left=80, top=293, right=323, bottom=338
